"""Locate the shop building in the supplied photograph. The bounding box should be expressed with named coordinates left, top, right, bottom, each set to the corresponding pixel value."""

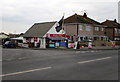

left=23, top=22, right=56, bottom=48
left=23, top=21, right=69, bottom=48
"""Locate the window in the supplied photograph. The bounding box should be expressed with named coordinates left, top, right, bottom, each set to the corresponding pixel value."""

left=101, top=27, right=104, bottom=31
left=79, top=25, right=83, bottom=31
left=114, top=37, right=120, bottom=41
left=118, top=29, right=120, bottom=33
left=115, top=28, right=118, bottom=33
left=86, top=26, right=91, bottom=31
left=114, top=28, right=120, bottom=33
left=95, top=27, right=99, bottom=31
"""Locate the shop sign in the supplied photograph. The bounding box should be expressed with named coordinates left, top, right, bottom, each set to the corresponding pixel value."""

left=34, top=37, right=38, bottom=42
left=46, top=34, right=65, bottom=37
left=46, top=34, right=70, bottom=38
left=68, top=43, right=74, bottom=48
left=55, top=42, right=59, bottom=47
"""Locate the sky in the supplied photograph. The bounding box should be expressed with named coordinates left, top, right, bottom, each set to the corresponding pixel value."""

left=1, top=0, right=120, bottom=34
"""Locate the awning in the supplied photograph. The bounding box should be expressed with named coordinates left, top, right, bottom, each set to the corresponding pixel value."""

left=47, top=37, right=67, bottom=40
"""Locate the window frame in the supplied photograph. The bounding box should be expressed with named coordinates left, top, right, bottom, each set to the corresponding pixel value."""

left=95, top=27, right=99, bottom=31
left=86, top=26, right=91, bottom=31
left=79, top=25, right=83, bottom=31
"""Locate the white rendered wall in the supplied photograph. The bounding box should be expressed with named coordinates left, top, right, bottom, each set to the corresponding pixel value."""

left=43, top=22, right=63, bottom=37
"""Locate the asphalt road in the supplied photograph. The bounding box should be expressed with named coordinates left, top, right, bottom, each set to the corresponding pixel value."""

left=2, top=49, right=119, bottom=80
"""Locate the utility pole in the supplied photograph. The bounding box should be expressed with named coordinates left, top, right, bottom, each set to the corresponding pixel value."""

left=118, top=1, right=120, bottom=23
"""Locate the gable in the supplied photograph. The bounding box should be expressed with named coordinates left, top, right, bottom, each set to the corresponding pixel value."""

left=23, top=22, right=56, bottom=37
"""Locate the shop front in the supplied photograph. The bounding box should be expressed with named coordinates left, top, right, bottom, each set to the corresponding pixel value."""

left=46, top=34, right=70, bottom=48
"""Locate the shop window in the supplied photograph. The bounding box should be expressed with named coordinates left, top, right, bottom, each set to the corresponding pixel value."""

left=71, top=36, right=73, bottom=41
left=26, top=37, right=31, bottom=42
left=94, top=37, right=97, bottom=40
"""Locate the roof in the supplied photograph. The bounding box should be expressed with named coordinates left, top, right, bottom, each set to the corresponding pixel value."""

left=102, top=20, right=120, bottom=28
left=0, top=32, right=8, bottom=36
left=11, top=37, right=23, bottom=40
left=64, top=13, right=101, bottom=25
left=23, top=22, right=56, bottom=37
left=0, top=32, right=8, bottom=38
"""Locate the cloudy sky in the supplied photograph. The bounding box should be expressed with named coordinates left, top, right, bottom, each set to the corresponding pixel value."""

left=1, top=0, right=120, bottom=34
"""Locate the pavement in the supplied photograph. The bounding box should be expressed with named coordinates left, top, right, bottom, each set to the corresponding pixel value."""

left=2, top=45, right=119, bottom=62
left=31, top=46, right=120, bottom=51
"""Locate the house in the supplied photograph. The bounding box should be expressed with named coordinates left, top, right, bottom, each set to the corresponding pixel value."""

left=102, top=19, right=120, bottom=44
left=63, top=13, right=108, bottom=46
left=0, top=32, right=8, bottom=39
left=8, top=33, right=20, bottom=38
left=0, top=32, right=8, bottom=45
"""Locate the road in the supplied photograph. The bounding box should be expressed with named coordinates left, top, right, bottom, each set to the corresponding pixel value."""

left=2, top=49, right=119, bottom=80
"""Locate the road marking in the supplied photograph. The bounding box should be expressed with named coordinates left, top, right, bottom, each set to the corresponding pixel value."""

left=78, top=57, right=111, bottom=64
left=91, top=51, right=96, bottom=52
left=0, top=67, right=52, bottom=77
left=76, top=51, right=98, bottom=54
left=76, top=51, right=81, bottom=53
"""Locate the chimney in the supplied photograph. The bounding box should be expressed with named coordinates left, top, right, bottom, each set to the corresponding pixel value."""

left=75, top=13, right=77, bottom=15
left=83, top=13, right=87, bottom=18
left=114, top=19, right=117, bottom=22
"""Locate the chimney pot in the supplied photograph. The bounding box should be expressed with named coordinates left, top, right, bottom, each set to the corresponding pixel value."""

left=114, top=19, right=117, bottom=22
left=83, top=13, right=87, bottom=18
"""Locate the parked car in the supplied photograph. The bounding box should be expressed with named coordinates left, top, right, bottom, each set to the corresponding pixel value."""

left=3, top=41, right=17, bottom=48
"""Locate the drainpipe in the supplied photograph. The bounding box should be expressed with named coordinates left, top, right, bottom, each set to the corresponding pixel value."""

left=77, top=24, right=79, bottom=41
left=113, top=28, right=115, bottom=41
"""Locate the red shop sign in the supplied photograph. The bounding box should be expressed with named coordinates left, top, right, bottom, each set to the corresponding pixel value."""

left=46, top=33, right=70, bottom=39
left=34, top=37, right=38, bottom=42
left=46, top=34, right=65, bottom=37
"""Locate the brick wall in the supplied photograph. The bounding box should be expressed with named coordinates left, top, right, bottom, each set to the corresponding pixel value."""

left=105, top=28, right=114, bottom=40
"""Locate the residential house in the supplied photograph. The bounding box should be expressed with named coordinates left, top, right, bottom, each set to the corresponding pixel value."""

left=0, top=32, right=8, bottom=39
left=0, top=32, right=8, bottom=45
left=102, top=19, right=120, bottom=44
left=8, top=33, right=20, bottom=38
left=64, top=13, right=108, bottom=46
